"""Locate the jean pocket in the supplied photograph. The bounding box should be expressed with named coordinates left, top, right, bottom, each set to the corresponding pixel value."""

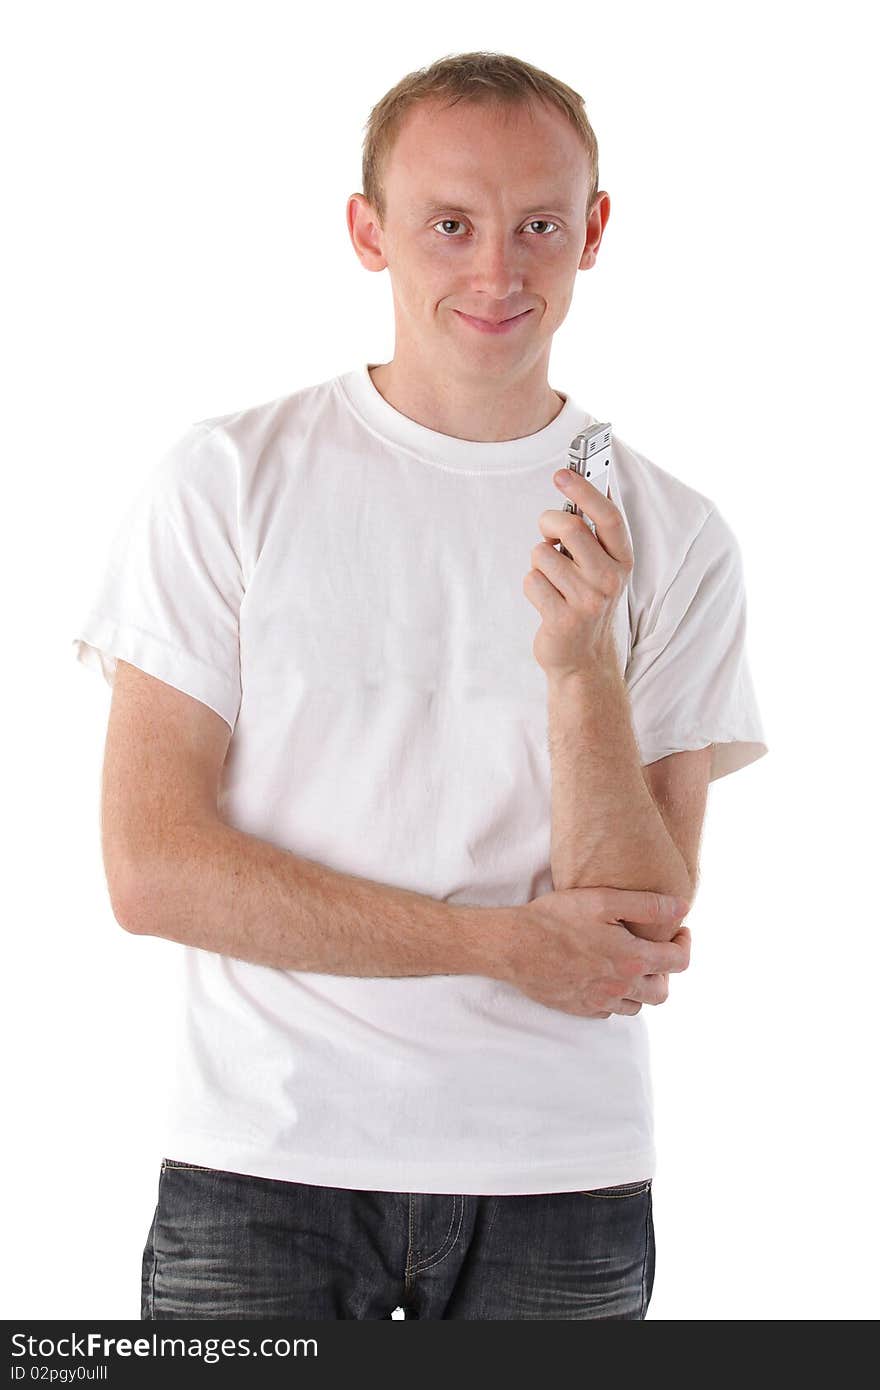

left=580, top=1179, right=652, bottom=1198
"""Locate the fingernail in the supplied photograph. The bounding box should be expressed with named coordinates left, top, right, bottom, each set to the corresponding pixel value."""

left=554, top=471, right=571, bottom=487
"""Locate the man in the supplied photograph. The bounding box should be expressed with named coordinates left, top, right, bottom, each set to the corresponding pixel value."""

left=72, top=52, right=767, bottom=1321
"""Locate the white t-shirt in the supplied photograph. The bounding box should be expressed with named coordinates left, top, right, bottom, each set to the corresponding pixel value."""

left=72, top=364, right=768, bottom=1195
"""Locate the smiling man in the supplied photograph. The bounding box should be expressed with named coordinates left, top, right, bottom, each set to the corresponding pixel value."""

left=73, top=51, right=768, bottom=1322
left=349, top=92, right=603, bottom=443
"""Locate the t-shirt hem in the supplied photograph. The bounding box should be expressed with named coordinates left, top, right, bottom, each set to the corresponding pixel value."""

left=72, top=615, right=241, bottom=734
left=639, top=730, right=769, bottom=782
left=157, top=1134, right=656, bottom=1196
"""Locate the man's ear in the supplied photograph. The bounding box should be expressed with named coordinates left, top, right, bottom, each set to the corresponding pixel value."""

left=579, top=190, right=611, bottom=272
left=347, top=193, right=388, bottom=272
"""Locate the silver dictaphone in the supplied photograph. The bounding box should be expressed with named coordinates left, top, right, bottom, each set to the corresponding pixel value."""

left=557, top=421, right=612, bottom=559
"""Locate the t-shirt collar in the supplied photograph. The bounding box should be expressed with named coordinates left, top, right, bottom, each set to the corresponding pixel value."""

left=336, top=362, right=592, bottom=475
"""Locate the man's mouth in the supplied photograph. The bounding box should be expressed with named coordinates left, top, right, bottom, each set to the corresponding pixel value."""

left=453, top=308, right=534, bottom=334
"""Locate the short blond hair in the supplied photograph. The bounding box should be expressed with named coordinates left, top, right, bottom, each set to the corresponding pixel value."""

left=361, top=50, right=600, bottom=227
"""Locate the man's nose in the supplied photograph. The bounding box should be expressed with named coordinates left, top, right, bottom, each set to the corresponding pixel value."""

left=467, top=232, right=526, bottom=300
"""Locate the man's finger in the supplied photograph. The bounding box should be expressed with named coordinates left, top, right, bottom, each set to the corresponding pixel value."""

left=625, top=972, right=670, bottom=1006
left=595, top=887, right=691, bottom=923
left=610, top=998, right=643, bottom=1016
left=637, top=931, right=691, bottom=975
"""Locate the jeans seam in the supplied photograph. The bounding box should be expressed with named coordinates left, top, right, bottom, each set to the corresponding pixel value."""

left=148, top=1242, right=158, bottom=1320
left=405, top=1196, right=415, bottom=1295
left=408, top=1195, right=465, bottom=1276
left=582, top=1180, right=652, bottom=1200
left=146, top=1167, right=164, bottom=1320
left=639, top=1193, right=651, bottom=1318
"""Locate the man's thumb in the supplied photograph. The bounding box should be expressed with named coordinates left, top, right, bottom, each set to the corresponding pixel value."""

left=666, top=896, right=692, bottom=918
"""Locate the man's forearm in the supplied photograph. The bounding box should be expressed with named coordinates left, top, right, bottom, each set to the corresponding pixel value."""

left=116, top=817, right=516, bottom=979
left=547, top=664, right=692, bottom=898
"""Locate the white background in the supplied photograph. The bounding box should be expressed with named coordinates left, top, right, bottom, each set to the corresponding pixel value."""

left=3, top=0, right=877, bottom=1321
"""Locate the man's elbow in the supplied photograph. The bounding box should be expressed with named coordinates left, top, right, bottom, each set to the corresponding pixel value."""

left=110, top=889, right=144, bottom=934
left=104, top=859, right=148, bottom=934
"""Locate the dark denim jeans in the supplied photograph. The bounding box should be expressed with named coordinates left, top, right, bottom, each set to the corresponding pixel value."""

left=141, top=1158, right=655, bottom=1320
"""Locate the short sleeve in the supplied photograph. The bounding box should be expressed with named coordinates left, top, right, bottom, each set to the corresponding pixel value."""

left=71, top=422, right=244, bottom=734
left=624, top=506, right=768, bottom=783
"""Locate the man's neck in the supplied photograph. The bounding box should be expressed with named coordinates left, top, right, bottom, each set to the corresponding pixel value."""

left=368, top=360, right=566, bottom=444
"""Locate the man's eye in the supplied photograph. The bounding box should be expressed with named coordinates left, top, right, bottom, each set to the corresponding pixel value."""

left=431, top=219, right=559, bottom=237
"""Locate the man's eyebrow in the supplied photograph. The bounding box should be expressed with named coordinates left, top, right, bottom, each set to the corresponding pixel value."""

left=416, top=197, right=579, bottom=216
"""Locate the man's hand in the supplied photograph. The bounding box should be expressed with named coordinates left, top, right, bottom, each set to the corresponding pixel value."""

left=495, top=885, right=692, bottom=1020
left=523, top=469, right=634, bottom=678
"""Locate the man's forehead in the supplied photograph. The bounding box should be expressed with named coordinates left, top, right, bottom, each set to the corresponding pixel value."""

left=409, top=191, right=582, bottom=216
left=404, top=160, right=585, bottom=215
left=384, top=100, right=590, bottom=217
left=392, top=97, right=584, bottom=161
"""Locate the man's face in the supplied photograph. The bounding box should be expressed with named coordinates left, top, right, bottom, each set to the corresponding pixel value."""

left=353, top=96, right=607, bottom=381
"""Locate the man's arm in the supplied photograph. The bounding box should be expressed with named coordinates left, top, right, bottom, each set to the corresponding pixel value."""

left=120, top=815, right=515, bottom=979
left=547, top=665, right=696, bottom=899
left=642, top=745, right=712, bottom=899
left=105, top=661, right=515, bottom=980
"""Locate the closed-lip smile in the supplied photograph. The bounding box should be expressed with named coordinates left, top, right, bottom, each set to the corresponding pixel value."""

left=454, top=308, right=534, bottom=334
